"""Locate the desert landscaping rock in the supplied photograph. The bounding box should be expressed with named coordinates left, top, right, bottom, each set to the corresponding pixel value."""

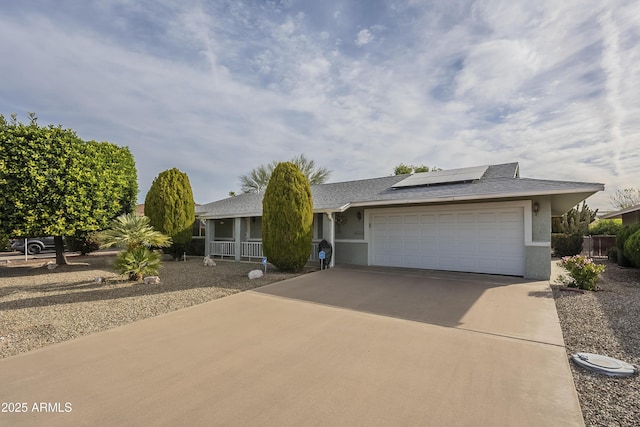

left=552, top=260, right=640, bottom=427
left=0, top=253, right=300, bottom=359
left=2, top=254, right=638, bottom=425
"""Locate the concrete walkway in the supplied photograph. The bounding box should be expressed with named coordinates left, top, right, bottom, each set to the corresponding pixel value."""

left=0, top=267, right=583, bottom=426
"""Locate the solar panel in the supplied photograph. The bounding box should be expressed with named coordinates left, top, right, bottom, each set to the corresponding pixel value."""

left=392, top=165, right=488, bottom=188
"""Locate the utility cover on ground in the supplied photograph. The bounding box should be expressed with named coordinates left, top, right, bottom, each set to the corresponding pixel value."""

left=571, top=353, right=638, bottom=377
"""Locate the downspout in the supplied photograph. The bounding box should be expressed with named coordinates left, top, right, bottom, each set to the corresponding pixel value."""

left=327, top=212, right=335, bottom=268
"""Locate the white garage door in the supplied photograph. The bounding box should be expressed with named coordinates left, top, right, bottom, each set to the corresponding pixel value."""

left=370, top=205, right=525, bottom=276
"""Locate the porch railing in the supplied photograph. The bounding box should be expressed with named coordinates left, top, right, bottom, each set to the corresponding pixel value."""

left=211, top=241, right=321, bottom=262
left=309, top=242, right=319, bottom=262
left=211, top=241, right=235, bottom=258
left=241, top=242, right=263, bottom=259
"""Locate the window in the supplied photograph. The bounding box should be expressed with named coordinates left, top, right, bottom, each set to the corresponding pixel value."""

left=192, top=219, right=206, bottom=238
left=215, top=220, right=234, bottom=239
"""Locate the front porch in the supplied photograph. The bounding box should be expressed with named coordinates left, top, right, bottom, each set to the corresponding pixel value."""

left=210, top=240, right=321, bottom=262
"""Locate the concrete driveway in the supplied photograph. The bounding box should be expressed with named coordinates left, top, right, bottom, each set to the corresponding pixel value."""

left=0, top=266, right=582, bottom=426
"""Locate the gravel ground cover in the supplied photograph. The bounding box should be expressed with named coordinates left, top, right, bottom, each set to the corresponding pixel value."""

left=552, top=260, right=640, bottom=427
left=3, top=254, right=638, bottom=425
left=0, top=253, right=301, bottom=359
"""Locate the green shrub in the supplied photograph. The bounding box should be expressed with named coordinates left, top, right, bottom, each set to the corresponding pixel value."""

left=185, top=238, right=205, bottom=256
left=114, top=247, right=162, bottom=281
left=615, top=224, right=640, bottom=267
left=262, top=162, right=313, bottom=272
left=100, top=213, right=171, bottom=251
left=553, top=202, right=597, bottom=234
left=607, top=246, right=618, bottom=263
left=552, top=233, right=584, bottom=257
left=588, top=219, right=623, bottom=236
left=0, top=235, right=10, bottom=252
left=144, top=168, right=195, bottom=259
left=615, top=224, right=640, bottom=249
left=623, top=229, right=640, bottom=268
left=65, top=231, right=100, bottom=255
left=559, top=255, right=606, bottom=291
left=100, top=213, right=171, bottom=281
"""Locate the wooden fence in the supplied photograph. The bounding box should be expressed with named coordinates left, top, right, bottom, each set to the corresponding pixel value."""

left=582, top=235, right=616, bottom=258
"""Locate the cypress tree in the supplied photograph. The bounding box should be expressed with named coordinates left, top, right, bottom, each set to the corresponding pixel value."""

left=262, top=162, right=313, bottom=272
left=144, top=168, right=195, bottom=258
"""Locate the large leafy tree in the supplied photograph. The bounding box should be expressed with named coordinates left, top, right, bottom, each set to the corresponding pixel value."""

left=262, top=162, right=313, bottom=272
left=240, top=154, right=330, bottom=193
left=0, top=113, right=138, bottom=264
left=144, top=168, right=195, bottom=259
left=610, top=188, right=640, bottom=210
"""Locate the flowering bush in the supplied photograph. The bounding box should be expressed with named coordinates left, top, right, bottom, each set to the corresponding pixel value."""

left=559, top=255, right=606, bottom=291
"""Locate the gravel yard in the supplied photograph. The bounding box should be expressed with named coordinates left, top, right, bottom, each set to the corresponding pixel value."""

left=552, top=260, right=640, bottom=427
left=2, top=254, right=638, bottom=425
left=0, top=253, right=301, bottom=359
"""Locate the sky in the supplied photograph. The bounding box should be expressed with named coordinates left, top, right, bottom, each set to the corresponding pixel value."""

left=1, top=0, right=638, bottom=210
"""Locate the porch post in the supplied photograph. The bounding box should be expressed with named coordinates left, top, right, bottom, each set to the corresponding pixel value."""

left=205, top=219, right=214, bottom=257
left=234, top=217, right=242, bottom=261
left=327, top=212, right=335, bottom=267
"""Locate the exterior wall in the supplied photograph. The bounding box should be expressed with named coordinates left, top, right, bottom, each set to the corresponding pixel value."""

left=214, top=219, right=234, bottom=239
left=335, top=241, right=368, bottom=265
left=204, top=198, right=555, bottom=279
left=240, top=218, right=248, bottom=241
left=315, top=213, right=324, bottom=239
left=335, top=208, right=365, bottom=240
left=321, top=214, right=332, bottom=240
left=531, top=197, right=551, bottom=242
left=527, top=197, right=552, bottom=280
left=622, top=211, right=640, bottom=226
left=249, top=217, right=262, bottom=239
left=525, top=246, right=551, bottom=280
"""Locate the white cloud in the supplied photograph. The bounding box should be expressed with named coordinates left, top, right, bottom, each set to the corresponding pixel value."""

left=454, top=39, right=539, bottom=104
left=0, top=1, right=639, bottom=210
left=355, top=29, right=374, bottom=46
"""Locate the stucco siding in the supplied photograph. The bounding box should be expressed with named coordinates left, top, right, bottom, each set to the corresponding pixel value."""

left=531, top=197, right=552, bottom=242
left=335, top=208, right=365, bottom=240
left=335, top=241, right=368, bottom=266
left=622, top=211, right=640, bottom=226
left=525, top=246, right=552, bottom=280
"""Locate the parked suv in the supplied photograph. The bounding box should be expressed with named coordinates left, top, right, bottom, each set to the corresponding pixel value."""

left=10, top=237, right=56, bottom=255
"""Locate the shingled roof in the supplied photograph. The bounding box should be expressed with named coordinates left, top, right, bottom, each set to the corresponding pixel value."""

left=196, top=162, right=603, bottom=219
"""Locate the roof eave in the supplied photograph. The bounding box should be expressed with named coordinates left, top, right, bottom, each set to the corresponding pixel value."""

left=349, top=186, right=604, bottom=209
left=197, top=203, right=353, bottom=219
left=600, top=203, right=640, bottom=219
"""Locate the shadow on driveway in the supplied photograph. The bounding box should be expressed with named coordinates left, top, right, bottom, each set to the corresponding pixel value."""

left=254, top=265, right=530, bottom=328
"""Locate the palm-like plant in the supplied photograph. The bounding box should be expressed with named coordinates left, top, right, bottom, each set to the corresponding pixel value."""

left=113, top=247, right=162, bottom=281
left=100, top=213, right=171, bottom=251
left=239, top=154, right=331, bottom=193
left=100, top=213, right=171, bottom=281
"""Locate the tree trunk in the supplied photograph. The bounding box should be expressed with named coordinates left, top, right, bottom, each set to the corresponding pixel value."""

left=54, top=236, right=68, bottom=265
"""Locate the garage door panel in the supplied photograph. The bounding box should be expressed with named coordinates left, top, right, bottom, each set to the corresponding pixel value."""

left=438, top=213, right=455, bottom=223
left=388, top=215, right=404, bottom=224
left=478, top=212, right=497, bottom=222
left=404, top=215, right=419, bottom=224
left=499, top=211, right=521, bottom=221
left=420, top=214, right=436, bottom=224
left=370, top=205, right=525, bottom=276
left=457, top=212, right=475, bottom=223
